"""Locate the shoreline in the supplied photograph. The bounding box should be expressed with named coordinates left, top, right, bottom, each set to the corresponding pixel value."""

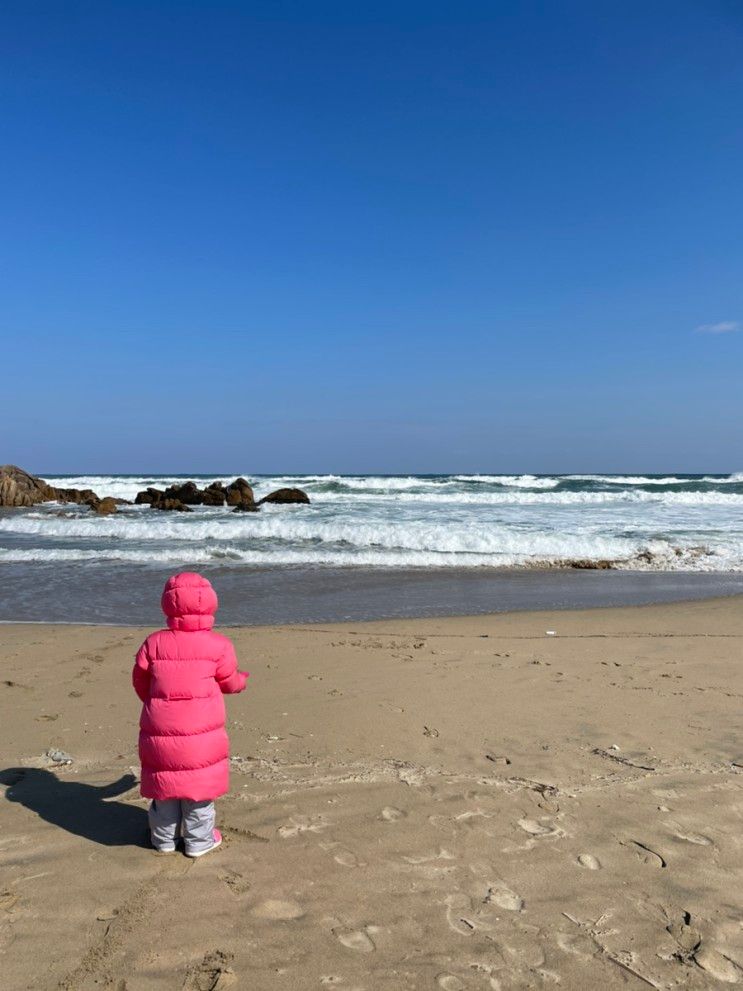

left=2, top=563, right=743, bottom=626
left=2, top=587, right=743, bottom=629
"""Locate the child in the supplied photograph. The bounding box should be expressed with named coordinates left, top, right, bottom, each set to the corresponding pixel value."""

left=132, top=572, right=248, bottom=856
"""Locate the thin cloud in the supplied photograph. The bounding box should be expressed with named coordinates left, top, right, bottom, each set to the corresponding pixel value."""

left=695, top=320, right=740, bottom=334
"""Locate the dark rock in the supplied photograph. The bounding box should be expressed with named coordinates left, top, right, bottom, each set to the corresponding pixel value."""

left=0, top=465, right=57, bottom=507
left=54, top=487, right=100, bottom=505
left=93, top=497, right=118, bottom=516
left=258, top=487, right=310, bottom=506
left=226, top=478, right=255, bottom=507
left=135, top=488, right=164, bottom=505
left=568, top=559, right=614, bottom=570
left=156, top=498, right=193, bottom=512
left=202, top=482, right=227, bottom=506
left=232, top=501, right=260, bottom=513
left=162, top=481, right=204, bottom=505
left=0, top=464, right=129, bottom=511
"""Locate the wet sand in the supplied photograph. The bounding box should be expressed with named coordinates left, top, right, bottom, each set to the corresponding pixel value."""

left=2, top=596, right=743, bottom=989
left=3, top=561, right=743, bottom=625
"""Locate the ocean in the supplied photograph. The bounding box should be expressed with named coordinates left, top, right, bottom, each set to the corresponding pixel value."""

left=2, top=472, right=743, bottom=623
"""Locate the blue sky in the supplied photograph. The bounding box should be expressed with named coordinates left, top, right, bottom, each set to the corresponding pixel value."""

left=1, top=1, right=741, bottom=473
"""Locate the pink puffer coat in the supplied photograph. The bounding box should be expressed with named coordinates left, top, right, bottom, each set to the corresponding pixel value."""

left=132, top=572, right=248, bottom=801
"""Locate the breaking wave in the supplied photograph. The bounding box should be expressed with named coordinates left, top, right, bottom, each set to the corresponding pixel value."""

left=2, top=472, right=742, bottom=572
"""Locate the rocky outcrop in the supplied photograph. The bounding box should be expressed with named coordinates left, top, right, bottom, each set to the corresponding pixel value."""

left=258, top=487, right=310, bottom=505
left=2, top=467, right=309, bottom=516
left=0, top=465, right=57, bottom=507
left=132, top=478, right=309, bottom=511
left=0, top=465, right=124, bottom=510
left=232, top=501, right=260, bottom=513
left=226, top=478, right=255, bottom=507
left=54, top=487, right=100, bottom=505
left=134, top=480, right=236, bottom=508
left=202, top=482, right=227, bottom=506
left=155, top=498, right=193, bottom=512
left=162, top=481, right=204, bottom=505
left=134, top=485, right=198, bottom=509
left=92, top=497, right=118, bottom=515
left=135, top=487, right=163, bottom=505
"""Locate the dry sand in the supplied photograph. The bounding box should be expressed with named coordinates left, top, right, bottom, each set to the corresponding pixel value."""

left=2, top=596, right=743, bottom=989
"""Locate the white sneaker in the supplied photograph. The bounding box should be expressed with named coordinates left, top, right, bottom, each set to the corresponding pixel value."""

left=185, top=829, right=222, bottom=858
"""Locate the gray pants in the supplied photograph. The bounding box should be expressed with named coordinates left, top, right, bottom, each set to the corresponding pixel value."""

left=148, top=799, right=215, bottom=855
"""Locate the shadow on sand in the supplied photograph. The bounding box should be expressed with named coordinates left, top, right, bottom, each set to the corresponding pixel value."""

left=0, top=767, right=149, bottom=847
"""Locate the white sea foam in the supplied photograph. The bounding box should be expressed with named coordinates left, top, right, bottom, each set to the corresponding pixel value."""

left=41, top=471, right=743, bottom=502
left=563, top=474, right=738, bottom=486
left=0, top=505, right=728, bottom=546
left=42, top=473, right=441, bottom=496
left=5, top=472, right=743, bottom=573
left=309, top=490, right=743, bottom=506
left=453, top=474, right=560, bottom=488
left=1, top=541, right=739, bottom=571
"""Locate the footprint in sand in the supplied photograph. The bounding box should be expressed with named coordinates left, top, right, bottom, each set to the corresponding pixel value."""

left=517, top=818, right=557, bottom=837
left=0, top=890, right=19, bottom=912
left=251, top=899, right=305, bottom=920
left=455, top=809, right=493, bottom=827
left=557, top=931, right=600, bottom=961
left=402, top=848, right=456, bottom=865
left=666, top=910, right=702, bottom=955
left=380, top=806, right=405, bottom=822
left=436, top=975, right=466, bottom=990
left=577, top=854, right=601, bottom=870
left=332, top=849, right=363, bottom=868
left=277, top=815, right=329, bottom=838
left=485, top=882, right=524, bottom=912
left=183, top=949, right=236, bottom=991
left=320, top=842, right=365, bottom=868
left=332, top=927, right=376, bottom=953
left=219, top=870, right=251, bottom=895
left=445, top=894, right=477, bottom=936
left=623, top=840, right=667, bottom=868
left=222, top=824, right=269, bottom=844
left=470, top=960, right=509, bottom=990
left=429, top=814, right=458, bottom=836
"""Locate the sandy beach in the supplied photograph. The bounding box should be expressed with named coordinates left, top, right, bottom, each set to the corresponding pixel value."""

left=2, top=596, right=743, bottom=989
left=5, top=0, right=742, bottom=987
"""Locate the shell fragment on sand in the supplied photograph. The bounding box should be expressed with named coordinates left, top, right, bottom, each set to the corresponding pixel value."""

left=45, top=748, right=74, bottom=765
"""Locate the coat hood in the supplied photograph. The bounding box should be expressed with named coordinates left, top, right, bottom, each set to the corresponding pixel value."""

left=161, top=572, right=218, bottom=632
